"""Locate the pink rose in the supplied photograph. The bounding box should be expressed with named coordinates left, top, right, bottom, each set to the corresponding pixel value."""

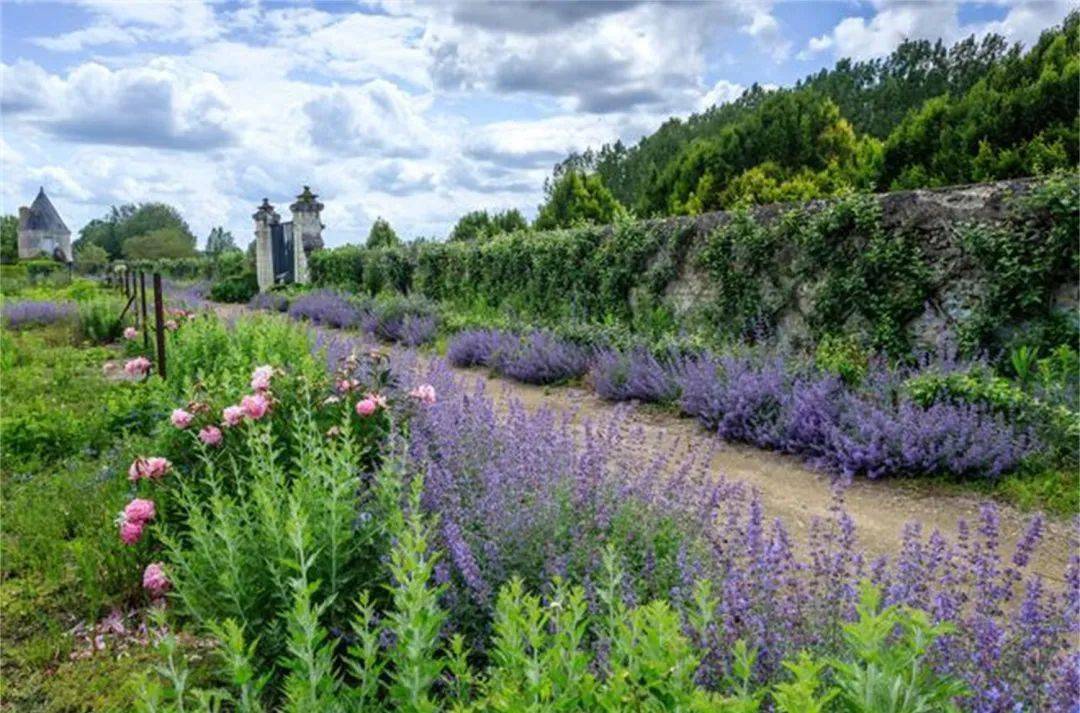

left=123, top=327, right=138, bottom=341
left=367, top=393, right=388, bottom=408
left=128, top=456, right=169, bottom=481
left=123, top=498, right=156, bottom=524
left=408, top=384, right=437, bottom=405
left=250, top=365, right=274, bottom=392
left=170, top=408, right=194, bottom=429
left=222, top=405, right=245, bottom=427
left=355, top=398, right=378, bottom=417
left=198, top=425, right=223, bottom=446
left=240, top=393, right=270, bottom=420
left=142, top=457, right=171, bottom=480
left=120, top=520, right=144, bottom=545
left=124, top=357, right=152, bottom=377
left=142, top=563, right=170, bottom=598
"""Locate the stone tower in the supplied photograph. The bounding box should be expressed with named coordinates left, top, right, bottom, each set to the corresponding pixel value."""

left=289, top=185, right=323, bottom=285
left=253, top=198, right=279, bottom=293
left=18, top=187, right=71, bottom=261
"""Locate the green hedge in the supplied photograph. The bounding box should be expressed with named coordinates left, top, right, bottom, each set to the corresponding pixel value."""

left=309, top=177, right=1077, bottom=355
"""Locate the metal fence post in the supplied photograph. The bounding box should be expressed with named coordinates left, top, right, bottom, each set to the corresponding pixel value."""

left=153, top=272, right=167, bottom=379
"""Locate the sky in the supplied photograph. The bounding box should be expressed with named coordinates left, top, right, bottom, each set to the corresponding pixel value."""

left=0, top=1, right=1072, bottom=249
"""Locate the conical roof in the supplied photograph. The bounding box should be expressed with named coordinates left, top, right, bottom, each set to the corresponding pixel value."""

left=24, top=187, right=69, bottom=233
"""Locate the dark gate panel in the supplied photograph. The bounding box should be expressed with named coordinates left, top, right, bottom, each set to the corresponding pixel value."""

left=270, top=223, right=294, bottom=284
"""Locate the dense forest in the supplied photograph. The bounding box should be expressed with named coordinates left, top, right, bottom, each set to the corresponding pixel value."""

left=546, top=12, right=1078, bottom=220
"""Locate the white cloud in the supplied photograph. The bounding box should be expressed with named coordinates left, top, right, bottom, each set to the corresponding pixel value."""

left=699, top=80, right=745, bottom=111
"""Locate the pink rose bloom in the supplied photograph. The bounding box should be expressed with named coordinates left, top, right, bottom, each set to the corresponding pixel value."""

left=408, top=384, right=437, bottom=405
left=198, top=425, right=223, bottom=446
left=367, top=393, right=388, bottom=408
left=355, top=397, right=378, bottom=417
left=170, top=408, right=194, bottom=429
left=124, top=357, right=152, bottom=377
left=123, top=327, right=138, bottom=341
left=240, top=393, right=270, bottom=420
left=250, top=365, right=274, bottom=392
left=120, top=520, right=144, bottom=545
left=123, top=498, right=156, bottom=524
left=128, top=458, right=144, bottom=481
left=142, top=457, right=171, bottom=480
left=142, top=563, right=170, bottom=597
left=164, top=319, right=179, bottom=331
left=222, top=405, right=246, bottom=427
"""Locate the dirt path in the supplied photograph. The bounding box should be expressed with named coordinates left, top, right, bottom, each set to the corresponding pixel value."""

left=211, top=302, right=1076, bottom=583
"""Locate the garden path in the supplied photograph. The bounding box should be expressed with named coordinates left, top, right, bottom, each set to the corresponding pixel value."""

left=212, top=302, right=1074, bottom=584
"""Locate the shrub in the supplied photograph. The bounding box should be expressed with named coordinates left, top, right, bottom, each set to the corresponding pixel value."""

left=2, top=300, right=76, bottom=329
left=589, top=346, right=679, bottom=403
left=286, top=290, right=362, bottom=329
left=76, top=298, right=126, bottom=343
left=493, top=331, right=591, bottom=384
left=363, top=294, right=438, bottom=345
left=247, top=291, right=289, bottom=312
left=446, top=329, right=512, bottom=368
left=208, top=271, right=258, bottom=303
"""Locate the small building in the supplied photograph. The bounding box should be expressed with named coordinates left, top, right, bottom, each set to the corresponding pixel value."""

left=253, top=186, right=324, bottom=292
left=18, top=187, right=71, bottom=261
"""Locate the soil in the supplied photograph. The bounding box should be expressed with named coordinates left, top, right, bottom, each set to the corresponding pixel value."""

left=214, top=303, right=1077, bottom=583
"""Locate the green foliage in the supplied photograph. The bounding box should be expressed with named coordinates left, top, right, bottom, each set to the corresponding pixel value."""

left=534, top=170, right=626, bottom=230
left=205, top=226, right=238, bottom=256
left=122, top=227, right=199, bottom=260
left=1, top=213, right=18, bottom=264
left=78, top=203, right=195, bottom=260
left=366, top=217, right=400, bottom=249
left=958, top=172, right=1079, bottom=354
left=208, top=270, right=258, bottom=303
left=548, top=14, right=1077, bottom=218
left=829, top=582, right=966, bottom=712
left=76, top=297, right=126, bottom=344
left=815, top=334, right=870, bottom=385
left=450, top=209, right=528, bottom=242
left=74, top=242, right=109, bottom=273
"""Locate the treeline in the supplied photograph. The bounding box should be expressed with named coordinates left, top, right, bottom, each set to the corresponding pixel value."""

left=549, top=13, right=1078, bottom=220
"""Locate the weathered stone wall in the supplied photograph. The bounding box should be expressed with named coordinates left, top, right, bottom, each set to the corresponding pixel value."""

left=650, top=177, right=1075, bottom=349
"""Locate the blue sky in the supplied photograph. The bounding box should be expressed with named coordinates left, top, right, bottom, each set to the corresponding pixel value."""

left=0, top=1, right=1070, bottom=248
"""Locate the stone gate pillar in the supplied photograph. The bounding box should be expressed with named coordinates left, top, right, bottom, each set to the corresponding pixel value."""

left=253, top=198, right=278, bottom=292
left=289, top=186, right=323, bottom=285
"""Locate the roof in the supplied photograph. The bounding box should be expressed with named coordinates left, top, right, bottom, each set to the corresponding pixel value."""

left=23, top=187, right=69, bottom=233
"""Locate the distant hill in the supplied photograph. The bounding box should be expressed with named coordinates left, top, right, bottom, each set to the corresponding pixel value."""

left=549, top=12, right=1078, bottom=218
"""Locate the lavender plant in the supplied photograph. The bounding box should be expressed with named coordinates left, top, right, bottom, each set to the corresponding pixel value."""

left=590, top=346, right=679, bottom=403
left=2, top=299, right=76, bottom=329
left=494, top=330, right=591, bottom=384
left=286, top=289, right=362, bottom=329
left=247, top=291, right=289, bottom=313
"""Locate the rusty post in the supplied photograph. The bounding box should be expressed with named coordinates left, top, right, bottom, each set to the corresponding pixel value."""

left=140, top=271, right=149, bottom=351
left=153, top=272, right=166, bottom=379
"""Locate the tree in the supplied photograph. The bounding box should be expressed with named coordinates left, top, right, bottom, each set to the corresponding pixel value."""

left=366, top=217, right=400, bottom=248
left=74, top=242, right=108, bottom=272
left=534, top=171, right=625, bottom=230
left=449, top=208, right=528, bottom=241
left=121, top=227, right=199, bottom=259
left=76, top=202, right=195, bottom=259
left=205, top=226, right=238, bottom=256
left=0, top=215, right=17, bottom=264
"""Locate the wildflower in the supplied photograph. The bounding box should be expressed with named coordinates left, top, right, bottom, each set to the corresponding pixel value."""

left=337, top=378, right=360, bottom=393
left=128, top=456, right=171, bottom=481
left=323, top=395, right=341, bottom=406
left=250, top=365, right=274, bottom=392
left=124, top=357, right=152, bottom=377
left=120, top=520, right=144, bottom=545
left=123, top=498, right=156, bottom=524
left=408, top=383, right=437, bottom=405
left=164, top=319, right=179, bottom=331
left=355, top=397, right=379, bottom=417
left=170, top=408, right=194, bottom=429
left=368, top=393, right=388, bottom=408
left=123, top=327, right=138, bottom=341
left=198, top=425, right=223, bottom=446
left=142, top=563, right=170, bottom=598
left=222, top=405, right=246, bottom=427
left=240, top=393, right=270, bottom=420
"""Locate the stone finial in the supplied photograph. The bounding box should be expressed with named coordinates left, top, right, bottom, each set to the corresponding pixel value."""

left=253, top=198, right=277, bottom=222
left=290, top=185, right=323, bottom=213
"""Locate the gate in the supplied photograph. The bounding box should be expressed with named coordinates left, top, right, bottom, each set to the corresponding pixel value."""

left=270, top=223, right=294, bottom=284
